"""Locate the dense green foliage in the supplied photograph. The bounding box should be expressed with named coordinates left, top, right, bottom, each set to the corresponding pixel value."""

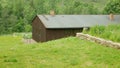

left=0, top=36, right=120, bottom=68
left=83, top=24, right=120, bottom=42
left=0, top=0, right=119, bottom=34
left=0, top=0, right=106, bottom=34
left=103, top=0, right=120, bottom=14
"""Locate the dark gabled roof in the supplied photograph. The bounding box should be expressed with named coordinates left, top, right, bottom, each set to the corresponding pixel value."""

left=37, top=15, right=120, bottom=29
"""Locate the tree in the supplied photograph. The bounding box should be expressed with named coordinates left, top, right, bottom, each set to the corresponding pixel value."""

left=103, top=0, right=120, bottom=14
left=64, top=1, right=98, bottom=14
left=0, top=0, right=101, bottom=35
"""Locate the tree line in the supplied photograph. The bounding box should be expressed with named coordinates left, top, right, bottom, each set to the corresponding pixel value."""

left=0, top=0, right=119, bottom=34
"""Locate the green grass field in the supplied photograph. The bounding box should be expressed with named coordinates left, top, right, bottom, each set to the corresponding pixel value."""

left=0, top=35, right=120, bottom=68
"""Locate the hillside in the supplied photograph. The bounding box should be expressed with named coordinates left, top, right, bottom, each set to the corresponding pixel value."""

left=0, top=36, right=120, bottom=68
left=0, top=0, right=108, bottom=34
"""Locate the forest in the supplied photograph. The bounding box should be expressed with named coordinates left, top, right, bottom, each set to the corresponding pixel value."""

left=0, top=0, right=120, bottom=34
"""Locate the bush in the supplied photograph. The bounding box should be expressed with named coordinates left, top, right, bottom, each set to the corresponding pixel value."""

left=25, top=24, right=32, bottom=32
left=4, top=58, right=18, bottom=62
left=103, top=0, right=120, bottom=14
left=89, top=25, right=105, bottom=36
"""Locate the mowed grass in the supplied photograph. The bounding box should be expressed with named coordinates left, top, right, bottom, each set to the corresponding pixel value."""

left=0, top=35, right=120, bottom=68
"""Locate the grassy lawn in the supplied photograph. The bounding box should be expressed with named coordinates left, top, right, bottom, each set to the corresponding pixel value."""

left=0, top=35, right=120, bottom=68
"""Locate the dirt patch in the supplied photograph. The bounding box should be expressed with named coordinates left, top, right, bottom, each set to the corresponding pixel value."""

left=81, top=61, right=93, bottom=67
left=23, top=39, right=36, bottom=44
left=85, top=61, right=93, bottom=66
